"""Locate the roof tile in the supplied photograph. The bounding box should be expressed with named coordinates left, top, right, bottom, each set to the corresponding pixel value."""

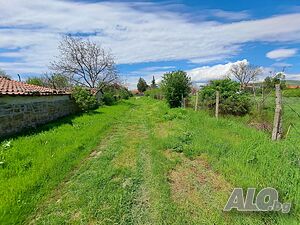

left=0, top=76, right=68, bottom=96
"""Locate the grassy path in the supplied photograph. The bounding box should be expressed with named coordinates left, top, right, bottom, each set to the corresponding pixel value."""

left=17, top=98, right=300, bottom=224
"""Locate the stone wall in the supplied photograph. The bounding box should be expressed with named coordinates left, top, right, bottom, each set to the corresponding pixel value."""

left=0, top=95, right=78, bottom=137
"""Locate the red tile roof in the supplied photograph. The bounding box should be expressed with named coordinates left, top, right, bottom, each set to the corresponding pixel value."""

left=0, top=76, right=68, bottom=96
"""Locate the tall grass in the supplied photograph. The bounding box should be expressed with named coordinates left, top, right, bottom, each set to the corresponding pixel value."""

left=161, top=103, right=300, bottom=223
left=0, top=101, right=132, bottom=224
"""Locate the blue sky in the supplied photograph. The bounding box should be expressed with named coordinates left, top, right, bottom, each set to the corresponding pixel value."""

left=0, top=0, right=300, bottom=88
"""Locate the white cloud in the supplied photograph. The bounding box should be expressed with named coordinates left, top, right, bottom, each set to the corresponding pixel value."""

left=266, top=48, right=298, bottom=60
left=187, top=59, right=248, bottom=82
left=285, top=73, right=300, bottom=80
left=0, top=1, right=300, bottom=76
left=209, top=9, right=250, bottom=21
left=271, top=62, right=293, bottom=68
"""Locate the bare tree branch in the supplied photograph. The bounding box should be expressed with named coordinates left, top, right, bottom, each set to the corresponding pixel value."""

left=228, top=61, right=262, bottom=90
left=50, top=35, right=118, bottom=90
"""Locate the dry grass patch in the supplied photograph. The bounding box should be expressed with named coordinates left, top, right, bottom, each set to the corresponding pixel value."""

left=167, top=150, right=232, bottom=221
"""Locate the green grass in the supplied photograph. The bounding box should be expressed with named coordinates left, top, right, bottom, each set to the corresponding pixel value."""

left=1, top=97, right=300, bottom=224
left=0, top=101, right=133, bottom=224
left=283, top=89, right=300, bottom=97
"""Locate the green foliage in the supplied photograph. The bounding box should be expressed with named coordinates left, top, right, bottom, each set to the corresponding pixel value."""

left=137, top=77, right=148, bottom=92
left=144, top=88, right=163, bottom=99
left=264, top=72, right=286, bottom=90
left=220, top=94, right=251, bottom=115
left=100, top=84, right=132, bottom=105
left=118, top=87, right=133, bottom=100
left=0, top=102, right=131, bottom=224
left=1, top=98, right=300, bottom=224
left=102, top=92, right=116, bottom=106
left=26, top=77, right=44, bottom=86
left=72, top=86, right=98, bottom=111
left=282, top=88, right=300, bottom=97
left=45, top=73, right=70, bottom=89
left=26, top=74, right=70, bottom=89
left=200, top=78, right=251, bottom=116
left=161, top=70, right=191, bottom=108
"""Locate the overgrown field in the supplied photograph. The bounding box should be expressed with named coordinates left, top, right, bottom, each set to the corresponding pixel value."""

left=1, top=97, right=299, bottom=224
left=0, top=102, right=133, bottom=224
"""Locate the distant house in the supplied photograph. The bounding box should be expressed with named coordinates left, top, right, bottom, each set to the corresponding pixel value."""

left=0, top=76, right=77, bottom=137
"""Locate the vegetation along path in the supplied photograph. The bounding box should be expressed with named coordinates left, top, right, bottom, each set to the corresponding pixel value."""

left=1, top=98, right=299, bottom=224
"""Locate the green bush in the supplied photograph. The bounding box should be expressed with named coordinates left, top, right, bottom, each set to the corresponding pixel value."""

left=119, top=88, right=133, bottom=100
left=72, top=86, right=98, bottom=111
left=161, top=70, right=191, bottom=108
left=144, top=88, right=163, bottom=99
left=102, top=92, right=116, bottom=106
left=100, top=84, right=132, bottom=105
left=200, top=78, right=251, bottom=116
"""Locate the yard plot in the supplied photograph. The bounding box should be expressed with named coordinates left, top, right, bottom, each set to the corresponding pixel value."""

left=1, top=98, right=299, bottom=224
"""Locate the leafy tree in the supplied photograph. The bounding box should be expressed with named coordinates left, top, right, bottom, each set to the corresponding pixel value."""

left=200, top=78, right=251, bottom=116
left=72, top=86, right=98, bottom=111
left=150, top=76, right=157, bottom=89
left=161, top=70, right=191, bottom=108
left=264, top=72, right=286, bottom=90
left=137, top=77, right=148, bottom=92
left=26, top=77, right=44, bottom=86
left=44, top=73, right=70, bottom=89
left=100, top=83, right=132, bottom=105
left=26, top=74, right=70, bottom=89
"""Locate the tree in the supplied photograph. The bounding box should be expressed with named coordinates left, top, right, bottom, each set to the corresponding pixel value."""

left=229, top=61, right=261, bottom=90
left=161, top=70, right=191, bottom=108
left=26, top=77, right=44, bottom=86
left=43, top=73, right=70, bottom=89
left=26, top=73, right=70, bottom=89
left=0, top=69, right=11, bottom=80
left=50, top=35, right=118, bottom=91
left=264, top=72, right=286, bottom=90
left=150, top=76, right=157, bottom=89
left=200, top=78, right=251, bottom=116
left=137, top=77, right=148, bottom=92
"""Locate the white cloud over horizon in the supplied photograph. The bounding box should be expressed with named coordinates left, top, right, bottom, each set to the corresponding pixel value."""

left=0, top=0, right=300, bottom=77
left=266, top=48, right=298, bottom=60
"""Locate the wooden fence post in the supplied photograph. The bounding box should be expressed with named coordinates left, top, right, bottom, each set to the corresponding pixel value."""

left=194, top=92, right=199, bottom=111
left=271, top=84, right=283, bottom=140
left=215, top=90, right=220, bottom=119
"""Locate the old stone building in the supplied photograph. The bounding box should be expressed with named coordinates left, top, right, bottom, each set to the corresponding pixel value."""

left=0, top=76, right=78, bottom=137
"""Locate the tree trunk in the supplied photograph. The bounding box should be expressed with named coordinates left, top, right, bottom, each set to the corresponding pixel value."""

left=271, top=84, right=283, bottom=141
left=215, top=91, right=220, bottom=119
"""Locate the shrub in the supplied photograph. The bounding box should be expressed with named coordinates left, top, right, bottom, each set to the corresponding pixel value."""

left=119, top=88, right=132, bottom=100
left=161, top=70, right=191, bottom=108
left=200, top=78, right=251, bottom=116
left=99, top=84, right=132, bottom=105
left=72, top=86, right=98, bottom=111
left=144, top=88, right=163, bottom=99
left=101, top=92, right=116, bottom=106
